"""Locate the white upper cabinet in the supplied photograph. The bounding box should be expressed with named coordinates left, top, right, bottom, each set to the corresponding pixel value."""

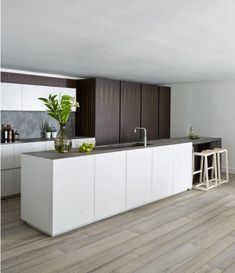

left=1, top=83, right=22, bottom=110
left=126, top=148, right=152, bottom=209
left=22, top=84, right=60, bottom=111
left=1, top=83, right=77, bottom=111
left=173, top=143, right=193, bottom=194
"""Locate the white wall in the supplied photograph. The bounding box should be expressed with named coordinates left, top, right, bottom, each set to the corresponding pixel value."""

left=169, top=80, right=235, bottom=174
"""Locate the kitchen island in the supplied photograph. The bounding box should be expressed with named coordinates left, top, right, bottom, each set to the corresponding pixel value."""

left=21, top=137, right=220, bottom=236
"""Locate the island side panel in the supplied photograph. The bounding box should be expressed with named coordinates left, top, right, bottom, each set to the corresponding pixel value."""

left=173, top=143, right=193, bottom=194
left=52, top=155, right=95, bottom=236
left=21, top=155, right=53, bottom=235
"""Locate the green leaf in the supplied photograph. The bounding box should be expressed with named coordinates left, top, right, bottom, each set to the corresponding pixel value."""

left=38, top=97, right=48, bottom=103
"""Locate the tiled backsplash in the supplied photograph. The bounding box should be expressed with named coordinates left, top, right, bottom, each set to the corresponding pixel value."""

left=1, top=111, right=75, bottom=139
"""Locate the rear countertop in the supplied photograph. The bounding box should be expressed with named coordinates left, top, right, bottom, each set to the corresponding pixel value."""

left=1, top=136, right=95, bottom=145
left=22, top=137, right=221, bottom=160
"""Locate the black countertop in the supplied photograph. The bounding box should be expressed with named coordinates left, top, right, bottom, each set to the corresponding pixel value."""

left=23, top=137, right=221, bottom=160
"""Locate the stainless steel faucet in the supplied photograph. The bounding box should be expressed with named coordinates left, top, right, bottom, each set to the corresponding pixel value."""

left=134, top=127, right=147, bottom=147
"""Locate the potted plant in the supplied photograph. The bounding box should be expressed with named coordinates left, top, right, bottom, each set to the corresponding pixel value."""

left=43, top=121, right=52, bottom=139
left=51, top=126, right=57, bottom=138
left=38, top=94, right=79, bottom=153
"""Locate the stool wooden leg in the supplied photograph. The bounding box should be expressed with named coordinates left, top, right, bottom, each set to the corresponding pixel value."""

left=225, top=150, right=229, bottom=183
left=216, top=152, right=221, bottom=185
left=192, top=153, right=195, bottom=182
left=199, top=156, right=204, bottom=184
left=213, top=153, right=218, bottom=187
left=205, top=156, right=209, bottom=189
left=211, top=155, right=215, bottom=180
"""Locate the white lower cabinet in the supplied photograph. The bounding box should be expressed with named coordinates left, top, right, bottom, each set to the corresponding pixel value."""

left=1, top=144, right=14, bottom=170
left=152, top=145, right=174, bottom=201
left=1, top=169, right=14, bottom=197
left=14, top=168, right=21, bottom=194
left=126, top=149, right=152, bottom=209
left=95, top=151, right=126, bottom=220
left=45, top=141, right=55, bottom=151
left=14, top=142, right=46, bottom=168
left=72, top=138, right=96, bottom=149
left=173, top=143, right=193, bottom=194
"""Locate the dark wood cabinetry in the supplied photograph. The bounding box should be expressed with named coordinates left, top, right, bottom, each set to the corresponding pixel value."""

left=120, top=81, right=141, bottom=143
left=76, top=78, right=171, bottom=144
left=159, top=86, right=171, bottom=139
left=76, top=78, right=96, bottom=137
left=76, top=78, right=120, bottom=145
left=141, top=84, right=159, bottom=140
left=95, top=79, right=120, bottom=145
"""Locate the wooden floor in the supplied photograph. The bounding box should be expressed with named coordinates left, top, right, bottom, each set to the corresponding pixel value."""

left=2, top=175, right=235, bottom=273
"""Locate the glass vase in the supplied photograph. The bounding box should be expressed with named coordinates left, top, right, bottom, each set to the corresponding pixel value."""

left=54, top=125, right=72, bottom=153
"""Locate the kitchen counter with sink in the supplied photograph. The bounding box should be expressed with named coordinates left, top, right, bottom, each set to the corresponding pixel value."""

left=21, top=136, right=220, bottom=236
left=24, top=136, right=221, bottom=160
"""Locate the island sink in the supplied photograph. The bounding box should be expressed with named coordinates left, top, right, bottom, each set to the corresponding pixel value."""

left=95, top=142, right=152, bottom=151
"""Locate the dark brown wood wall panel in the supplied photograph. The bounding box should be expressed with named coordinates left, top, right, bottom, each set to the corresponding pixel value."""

left=95, top=78, right=120, bottom=145
left=159, top=86, right=171, bottom=139
left=141, top=84, right=159, bottom=140
left=1, top=72, right=77, bottom=88
left=76, top=79, right=96, bottom=137
left=120, top=81, right=141, bottom=143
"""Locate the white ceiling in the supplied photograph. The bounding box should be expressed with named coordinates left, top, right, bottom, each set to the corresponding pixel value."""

left=2, top=0, right=235, bottom=84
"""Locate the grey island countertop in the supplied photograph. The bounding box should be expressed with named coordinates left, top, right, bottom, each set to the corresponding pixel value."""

left=23, top=137, right=221, bottom=160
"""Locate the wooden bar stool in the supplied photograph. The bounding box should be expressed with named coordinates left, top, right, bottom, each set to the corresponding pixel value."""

left=213, top=148, right=229, bottom=185
left=193, top=150, right=218, bottom=191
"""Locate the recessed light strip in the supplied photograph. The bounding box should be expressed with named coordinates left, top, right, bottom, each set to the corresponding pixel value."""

left=1, top=68, right=83, bottom=80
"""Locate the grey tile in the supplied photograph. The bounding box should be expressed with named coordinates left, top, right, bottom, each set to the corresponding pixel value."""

left=1, top=111, right=27, bottom=137
left=1, top=111, right=75, bottom=139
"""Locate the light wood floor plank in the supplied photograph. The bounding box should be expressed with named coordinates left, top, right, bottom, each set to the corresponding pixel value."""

left=1, top=174, right=235, bottom=273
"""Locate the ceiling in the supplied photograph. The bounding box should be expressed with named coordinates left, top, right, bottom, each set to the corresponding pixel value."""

left=2, top=0, right=235, bottom=84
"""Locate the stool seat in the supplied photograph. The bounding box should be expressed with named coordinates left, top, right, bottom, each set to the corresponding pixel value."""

left=194, top=150, right=215, bottom=156
left=214, top=148, right=227, bottom=153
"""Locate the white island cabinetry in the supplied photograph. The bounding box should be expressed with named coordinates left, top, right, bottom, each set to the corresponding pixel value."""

left=53, top=156, right=95, bottom=235
left=173, top=143, right=193, bottom=194
left=126, top=149, right=152, bottom=209
left=152, top=145, right=174, bottom=201
left=21, top=142, right=192, bottom=236
left=95, top=152, right=126, bottom=220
